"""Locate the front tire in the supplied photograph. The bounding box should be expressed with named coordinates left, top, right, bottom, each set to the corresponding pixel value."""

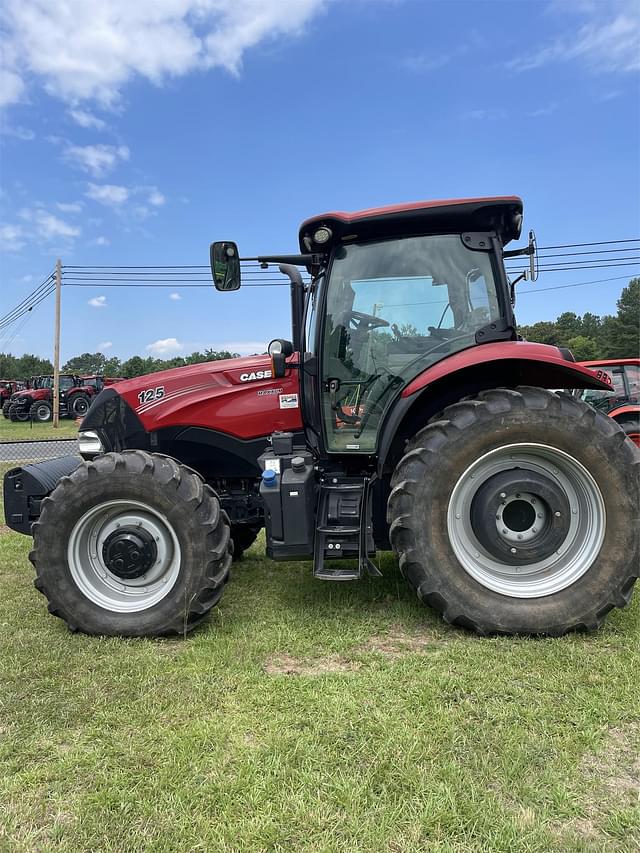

left=30, top=450, right=232, bottom=637
left=388, top=387, right=639, bottom=636
left=9, top=404, right=29, bottom=422
left=70, top=393, right=91, bottom=417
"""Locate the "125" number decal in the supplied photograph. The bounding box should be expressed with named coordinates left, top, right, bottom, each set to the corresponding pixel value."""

left=138, top=386, right=165, bottom=405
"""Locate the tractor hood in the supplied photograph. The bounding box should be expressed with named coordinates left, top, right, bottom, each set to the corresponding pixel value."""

left=81, top=354, right=302, bottom=449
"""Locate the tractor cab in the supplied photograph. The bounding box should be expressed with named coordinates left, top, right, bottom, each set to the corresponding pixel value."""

left=213, top=197, right=528, bottom=456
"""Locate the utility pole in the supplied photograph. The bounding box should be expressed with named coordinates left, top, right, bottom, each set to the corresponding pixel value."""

left=52, top=259, right=61, bottom=428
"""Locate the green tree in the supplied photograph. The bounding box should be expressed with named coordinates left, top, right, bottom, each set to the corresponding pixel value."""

left=0, top=353, right=19, bottom=378
left=566, top=335, right=600, bottom=361
left=15, top=353, right=53, bottom=378
left=62, top=352, right=109, bottom=374
left=518, top=321, right=561, bottom=346
left=555, top=312, right=583, bottom=344
left=607, top=278, right=640, bottom=359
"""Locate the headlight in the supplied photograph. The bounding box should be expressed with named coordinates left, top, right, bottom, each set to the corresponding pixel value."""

left=78, top=430, right=104, bottom=456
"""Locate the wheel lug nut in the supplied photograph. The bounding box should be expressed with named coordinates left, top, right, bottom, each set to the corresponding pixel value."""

left=500, top=492, right=507, bottom=499
left=502, top=528, right=508, bottom=534
left=510, top=547, right=517, bottom=554
left=515, top=493, right=520, bottom=499
left=532, top=528, right=537, bottom=534
left=537, top=513, right=543, bottom=519
left=554, top=511, right=561, bottom=518
left=517, top=534, right=523, bottom=540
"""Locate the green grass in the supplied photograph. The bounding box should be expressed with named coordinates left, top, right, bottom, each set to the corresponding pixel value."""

left=0, top=528, right=638, bottom=852
left=0, top=418, right=79, bottom=442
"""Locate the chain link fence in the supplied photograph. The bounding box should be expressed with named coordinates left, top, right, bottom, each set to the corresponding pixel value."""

left=0, top=437, right=79, bottom=465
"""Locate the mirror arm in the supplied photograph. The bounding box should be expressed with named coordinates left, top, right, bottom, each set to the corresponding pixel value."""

left=246, top=253, right=325, bottom=266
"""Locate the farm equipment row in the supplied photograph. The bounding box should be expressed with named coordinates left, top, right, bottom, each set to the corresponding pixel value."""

left=2, top=375, right=118, bottom=422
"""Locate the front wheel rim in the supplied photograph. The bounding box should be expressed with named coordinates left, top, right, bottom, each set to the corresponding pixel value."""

left=447, top=443, right=606, bottom=598
left=67, top=499, right=182, bottom=612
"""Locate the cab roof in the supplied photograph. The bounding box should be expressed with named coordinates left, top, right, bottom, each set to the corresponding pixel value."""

left=299, top=196, right=523, bottom=252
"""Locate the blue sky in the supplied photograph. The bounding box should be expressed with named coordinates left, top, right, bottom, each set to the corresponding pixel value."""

left=1, top=0, right=639, bottom=363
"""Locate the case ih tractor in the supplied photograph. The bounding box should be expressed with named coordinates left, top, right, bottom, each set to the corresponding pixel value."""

left=0, top=380, right=25, bottom=410
left=573, top=359, right=640, bottom=448
left=4, top=197, right=639, bottom=638
left=6, top=374, right=102, bottom=422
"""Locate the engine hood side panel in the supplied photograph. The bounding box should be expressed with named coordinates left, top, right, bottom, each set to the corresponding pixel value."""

left=82, top=355, right=302, bottom=442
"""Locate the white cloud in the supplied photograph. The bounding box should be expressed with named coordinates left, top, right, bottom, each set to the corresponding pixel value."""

left=0, top=68, right=25, bottom=107
left=92, top=235, right=110, bottom=246
left=2, top=206, right=80, bottom=251
left=19, top=207, right=81, bottom=240
left=169, top=292, right=181, bottom=301
left=146, top=337, right=184, bottom=355
left=0, top=124, right=35, bottom=140
left=64, top=143, right=129, bottom=177
left=1, top=1, right=326, bottom=106
left=86, top=183, right=129, bottom=205
left=148, top=189, right=165, bottom=206
left=56, top=201, right=83, bottom=213
left=0, top=223, right=26, bottom=251
left=98, top=341, right=112, bottom=350
left=507, top=1, right=640, bottom=74
left=88, top=295, right=107, bottom=308
left=68, top=109, right=106, bottom=130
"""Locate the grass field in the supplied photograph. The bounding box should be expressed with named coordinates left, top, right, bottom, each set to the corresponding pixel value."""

left=0, top=418, right=79, bottom=442
left=0, top=522, right=638, bottom=851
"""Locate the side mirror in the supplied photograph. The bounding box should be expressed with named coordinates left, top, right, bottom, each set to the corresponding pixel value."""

left=210, top=241, right=241, bottom=291
left=268, top=339, right=294, bottom=379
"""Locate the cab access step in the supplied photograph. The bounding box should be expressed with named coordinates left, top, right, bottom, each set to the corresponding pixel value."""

left=258, top=431, right=380, bottom=579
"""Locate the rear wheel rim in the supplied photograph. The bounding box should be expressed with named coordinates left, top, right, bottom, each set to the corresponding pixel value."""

left=67, top=499, right=181, bottom=612
left=447, top=443, right=606, bottom=598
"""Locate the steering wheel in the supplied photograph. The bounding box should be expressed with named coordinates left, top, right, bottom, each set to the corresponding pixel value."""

left=349, top=310, right=390, bottom=332
left=427, top=326, right=455, bottom=339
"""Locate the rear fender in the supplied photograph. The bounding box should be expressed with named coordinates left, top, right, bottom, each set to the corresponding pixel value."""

left=377, top=342, right=612, bottom=477
left=610, top=404, right=640, bottom=421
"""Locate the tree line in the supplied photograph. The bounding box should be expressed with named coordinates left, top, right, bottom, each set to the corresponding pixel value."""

left=517, top=278, right=638, bottom=361
left=1, top=279, right=637, bottom=380
left=0, top=348, right=242, bottom=380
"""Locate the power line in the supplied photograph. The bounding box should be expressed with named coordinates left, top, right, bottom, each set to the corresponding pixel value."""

left=536, top=238, right=639, bottom=250
left=0, top=282, right=56, bottom=332
left=0, top=271, right=55, bottom=326
left=517, top=274, right=634, bottom=296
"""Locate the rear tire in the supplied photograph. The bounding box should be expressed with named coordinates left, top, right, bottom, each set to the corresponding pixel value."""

left=30, top=450, right=232, bottom=637
left=388, top=387, right=639, bottom=636
left=230, top=523, right=262, bottom=560
left=29, top=401, right=52, bottom=422
left=618, top=416, right=640, bottom=449
left=2, top=400, right=11, bottom=419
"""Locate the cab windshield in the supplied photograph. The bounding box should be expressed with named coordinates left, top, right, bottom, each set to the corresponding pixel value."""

left=322, top=234, right=502, bottom=452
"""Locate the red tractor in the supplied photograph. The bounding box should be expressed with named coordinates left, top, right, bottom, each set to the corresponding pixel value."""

left=0, top=379, right=26, bottom=411
left=574, top=359, right=640, bottom=448
left=4, top=197, right=639, bottom=638
left=6, top=374, right=104, bottom=422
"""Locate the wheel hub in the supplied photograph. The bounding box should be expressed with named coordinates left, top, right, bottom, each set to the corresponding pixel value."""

left=470, top=469, right=570, bottom=565
left=447, top=443, right=606, bottom=598
left=102, top=527, right=157, bottom=579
